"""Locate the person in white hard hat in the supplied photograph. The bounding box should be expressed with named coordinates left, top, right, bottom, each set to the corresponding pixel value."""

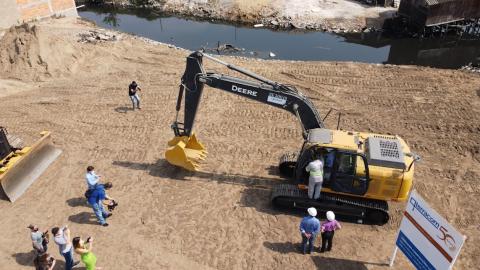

left=320, top=211, right=342, bottom=252
left=299, top=207, right=321, bottom=254
left=305, top=157, right=324, bottom=199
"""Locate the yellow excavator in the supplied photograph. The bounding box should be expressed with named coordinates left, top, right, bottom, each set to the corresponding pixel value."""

left=165, top=52, right=420, bottom=224
left=0, top=127, right=61, bottom=202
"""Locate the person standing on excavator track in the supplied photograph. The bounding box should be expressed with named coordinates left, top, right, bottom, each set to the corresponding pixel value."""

left=305, top=157, right=324, bottom=200
left=128, top=81, right=142, bottom=110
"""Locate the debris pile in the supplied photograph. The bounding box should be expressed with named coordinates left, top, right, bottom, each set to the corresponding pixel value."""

left=460, top=63, right=480, bottom=74
left=78, top=30, right=120, bottom=43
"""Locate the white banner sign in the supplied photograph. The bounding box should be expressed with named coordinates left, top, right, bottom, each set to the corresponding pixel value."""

left=391, top=190, right=466, bottom=270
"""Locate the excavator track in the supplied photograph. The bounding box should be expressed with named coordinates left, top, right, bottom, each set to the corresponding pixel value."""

left=271, top=184, right=389, bottom=225
left=278, top=152, right=297, bottom=177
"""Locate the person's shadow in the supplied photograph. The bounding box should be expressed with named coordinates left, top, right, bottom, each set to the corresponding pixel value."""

left=263, top=241, right=299, bottom=254
left=66, top=197, right=89, bottom=207
left=114, top=106, right=132, bottom=113
left=68, top=212, right=99, bottom=225
left=12, top=252, right=86, bottom=269
left=12, top=251, right=34, bottom=266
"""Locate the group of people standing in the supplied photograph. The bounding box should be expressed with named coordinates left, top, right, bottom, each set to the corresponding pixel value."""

left=28, top=224, right=98, bottom=270
left=300, top=208, right=342, bottom=254
left=26, top=80, right=140, bottom=269
left=300, top=152, right=342, bottom=254
left=27, top=165, right=115, bottom=270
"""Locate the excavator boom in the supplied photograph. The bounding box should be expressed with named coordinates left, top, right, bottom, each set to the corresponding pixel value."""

left=166, top=51, right=323, bottom=170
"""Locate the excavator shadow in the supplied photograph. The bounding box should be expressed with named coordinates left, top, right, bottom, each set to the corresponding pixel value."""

left=112, top=159, right=381, bottom=223
left=112, top=159, right=283, bottom=187
left=112, top=159, right=291, bottom=215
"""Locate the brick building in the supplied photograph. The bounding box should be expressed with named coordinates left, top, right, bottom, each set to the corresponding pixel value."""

left=0, top=0, right=77, bottom=29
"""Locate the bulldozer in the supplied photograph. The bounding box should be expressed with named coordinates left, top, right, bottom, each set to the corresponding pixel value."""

left=0, top=127, right=61, bottom=202
left=165, top=52, right=420, bottom=225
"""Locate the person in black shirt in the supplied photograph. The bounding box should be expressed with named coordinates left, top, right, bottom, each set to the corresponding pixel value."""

left=128, top=81, right=142, bottom=110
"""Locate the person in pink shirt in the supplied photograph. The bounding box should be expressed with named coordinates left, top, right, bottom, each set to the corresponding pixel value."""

left=320, top=211, right=341, bottom=252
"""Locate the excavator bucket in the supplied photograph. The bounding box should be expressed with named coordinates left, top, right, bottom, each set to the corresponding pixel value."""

left=165, top=134, right=207, bottom=171
left=0, top=131, right=61, bottom=202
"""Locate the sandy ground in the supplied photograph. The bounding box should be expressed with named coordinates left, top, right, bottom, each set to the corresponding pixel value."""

left=1, top=18, right=480, bottom=270
left=100, top=0, right=396, bottom=31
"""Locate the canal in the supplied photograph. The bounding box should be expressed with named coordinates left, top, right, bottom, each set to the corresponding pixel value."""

left=79, top=7, right=480, bottom=69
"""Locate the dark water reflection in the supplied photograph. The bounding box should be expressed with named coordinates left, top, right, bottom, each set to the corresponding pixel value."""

left=79, top=7, right=480, bottom=69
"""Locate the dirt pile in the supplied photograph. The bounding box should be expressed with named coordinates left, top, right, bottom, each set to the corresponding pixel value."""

left=0, top=23, right=79, bottom=81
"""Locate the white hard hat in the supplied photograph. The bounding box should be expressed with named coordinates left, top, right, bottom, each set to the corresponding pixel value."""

left=326, top=211, right=335, bottom=221
left=307, top=207, right=317, bottom=217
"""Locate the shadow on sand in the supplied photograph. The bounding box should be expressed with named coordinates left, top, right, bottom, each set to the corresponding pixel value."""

left=0, top=187, right=10, bottom=201
left=12, top=252, right=86, bottom=270
left=68, top=211, right=99, bottom=225
left=263, top=241, right=299, bottom=254
left=112, top=159, right=287, bottom=215
left=112, top=158, right=282, bottom=188
left=114, top=106, right=132, bottom=113
left=66, top=197, right=89, bottom=207
left=311, top=256, right=388, bottom=270
left=12, top=251, right=34, bottom=266
left=111, top=159, right=378, bottom=223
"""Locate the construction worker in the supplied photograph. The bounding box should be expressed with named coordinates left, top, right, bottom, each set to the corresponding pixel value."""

left=85, top=166, right=100, bottom=190
left=299, top=207, right=320, bottom=254
left=28, top=224, right=49, bottom=254
left=128, top=81, right=142, bottom=110
left=305, top=158, right=324, bottom=199
left=320, top=211, right=342, bottom=252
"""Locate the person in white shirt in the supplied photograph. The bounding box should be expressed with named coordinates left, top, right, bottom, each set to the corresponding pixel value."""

left=85, top=166, right=100, bottom=190
left=305, top=158, right=324, bottom=199
left=51, top=225, right=78, bottom=270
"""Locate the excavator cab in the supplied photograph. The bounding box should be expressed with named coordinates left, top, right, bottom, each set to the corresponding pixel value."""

left=294, top=145, right=370, bottom=196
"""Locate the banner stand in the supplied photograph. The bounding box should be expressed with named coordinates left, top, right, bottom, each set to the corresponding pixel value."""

left=389, top=246, right=398, bottom=267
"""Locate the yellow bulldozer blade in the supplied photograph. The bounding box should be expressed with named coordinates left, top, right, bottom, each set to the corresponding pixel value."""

left=0, top=131, right=61, bottom=202
left=165, top=134, right=207, bottom=171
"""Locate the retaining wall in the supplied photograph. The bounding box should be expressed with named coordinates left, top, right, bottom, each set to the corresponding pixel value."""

left=0, top=0, right=77, bottom=29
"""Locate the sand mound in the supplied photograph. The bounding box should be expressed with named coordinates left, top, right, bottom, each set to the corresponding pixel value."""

left=0, top=23, right=79, bottom=81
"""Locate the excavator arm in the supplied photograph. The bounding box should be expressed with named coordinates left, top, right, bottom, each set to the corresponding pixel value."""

left=166, top=51, right=324, bottom=171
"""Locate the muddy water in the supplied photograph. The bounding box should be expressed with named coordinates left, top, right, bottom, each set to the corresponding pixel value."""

left=79, top=7, right=480, bottom=69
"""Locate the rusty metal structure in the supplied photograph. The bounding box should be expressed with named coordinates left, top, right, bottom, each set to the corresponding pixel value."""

left=398, top=0, right=480, bottom=32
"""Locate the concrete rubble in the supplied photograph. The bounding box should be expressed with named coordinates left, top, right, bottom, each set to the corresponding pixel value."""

left=77, top=29, right=121, bottom=43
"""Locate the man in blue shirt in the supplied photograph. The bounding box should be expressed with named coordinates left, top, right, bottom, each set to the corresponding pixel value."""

left=88, top=182, right=114, bottom=227
left=299, top=207, right=321, bottom=254
left=85, top=166, right=101, bottom=190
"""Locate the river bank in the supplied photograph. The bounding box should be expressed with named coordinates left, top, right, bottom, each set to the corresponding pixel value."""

left=78, top=7, right=480, bottom=69
left=76, top=0, right=396, bottom=32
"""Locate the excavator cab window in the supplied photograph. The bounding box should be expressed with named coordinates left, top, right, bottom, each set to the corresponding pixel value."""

left=330, top=151, right=369, bottom=196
